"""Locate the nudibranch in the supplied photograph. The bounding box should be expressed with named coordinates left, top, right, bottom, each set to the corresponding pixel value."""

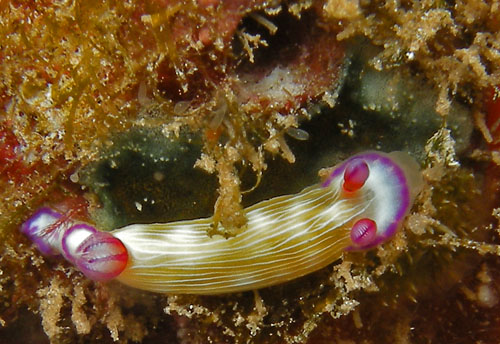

left=21, top=151, right=422, bottom=294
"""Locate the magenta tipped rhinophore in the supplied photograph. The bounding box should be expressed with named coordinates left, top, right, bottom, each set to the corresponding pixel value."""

left=343, top=158, right=370, bottom=192
left=63, top=229, right=129, bottom=281
left=21, top=207, right=128, bottom=282
left=61, top=223, right=98, bottom=262
left=20, top=207, right=63, bottom=256
left=350, top=218, right=377, bottom=247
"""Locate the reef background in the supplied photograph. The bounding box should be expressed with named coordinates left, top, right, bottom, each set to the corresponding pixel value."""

left=1, top=0, right=500, bottom=343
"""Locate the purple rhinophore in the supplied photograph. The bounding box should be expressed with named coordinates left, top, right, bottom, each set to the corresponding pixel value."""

left=69, top=231, right=129, bottom=282
left=20, top=207, right=63, bottom=256
left=350, top=218, right=377, bottom=247
left=21, top=207, right=128, bottom=282
left=343, top=158, right=370, bottom=192
left=61, top=223, right=98, bottom=263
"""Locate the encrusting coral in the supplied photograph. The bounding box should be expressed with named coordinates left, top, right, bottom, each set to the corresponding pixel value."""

left=1, top=0, right=500, bottom=343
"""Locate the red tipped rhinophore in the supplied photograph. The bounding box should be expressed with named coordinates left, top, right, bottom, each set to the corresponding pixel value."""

left=350, top=218, right=377, bottom=247
left=64, top=229, right=129, bottom=282
left=343, top=159, right=370, bottom=192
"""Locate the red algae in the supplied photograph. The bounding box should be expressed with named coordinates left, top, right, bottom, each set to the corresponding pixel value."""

left=1, top=0, right=500, bottom=343
left=0, top=125, right=34, bottom=184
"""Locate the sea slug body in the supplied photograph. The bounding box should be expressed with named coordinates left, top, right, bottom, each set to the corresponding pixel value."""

left=21, top=151, right=422, bottom=294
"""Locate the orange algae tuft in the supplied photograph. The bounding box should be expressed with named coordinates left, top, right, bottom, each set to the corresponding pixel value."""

left=330, top=0, right=500, bottom=117
left=0, top=0, right=346, bottom=232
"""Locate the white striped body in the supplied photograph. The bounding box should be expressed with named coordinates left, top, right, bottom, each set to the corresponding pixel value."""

left=20, top=151, right=421, bottom=293
left=112, top=151, right=421, bottom=294
left=113, top=184, right=367, bottom=294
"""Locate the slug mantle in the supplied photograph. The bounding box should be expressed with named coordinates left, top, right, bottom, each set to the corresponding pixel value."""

left=21, top=151, right=422, bottom=294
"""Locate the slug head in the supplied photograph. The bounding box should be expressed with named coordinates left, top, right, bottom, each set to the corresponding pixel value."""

left=332, top=151, right=422, bottom=251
